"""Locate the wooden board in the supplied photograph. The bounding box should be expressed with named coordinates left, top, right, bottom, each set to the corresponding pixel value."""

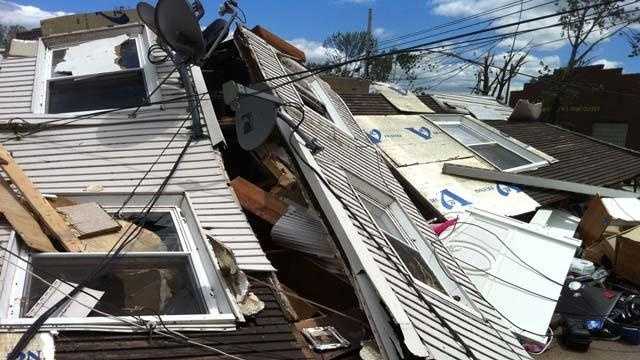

left=0, top=178, right=56, bottom=252
left=0, top=144, right=81, bottom=252
left=80, top=220, right=162, bottom=252
left=230, top=177, right=288, bottom=224
left=58, top=202, right=121, bottom=239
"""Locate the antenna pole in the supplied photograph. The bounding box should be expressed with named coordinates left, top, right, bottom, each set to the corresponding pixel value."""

left=364, top=8, right=373, bottom=79
left=176, top=61, right=204, bottom=139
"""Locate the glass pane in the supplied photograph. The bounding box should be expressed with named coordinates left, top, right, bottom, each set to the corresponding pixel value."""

left=48, top=69, right=148, bottom=113
left=387, top=236, right=444, bottom=292
left=440, top=123, right=490, bottom=145
left=84, top=211, right=182, bottom=252
left=470, top=143, right=531, bottom=170
left=360, top=196, right=405, bottom=241
left=24, top=256, right=206, bottom=317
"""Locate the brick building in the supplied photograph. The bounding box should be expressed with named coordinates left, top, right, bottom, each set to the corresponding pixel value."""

left=510, top=65, right=640, bottom=150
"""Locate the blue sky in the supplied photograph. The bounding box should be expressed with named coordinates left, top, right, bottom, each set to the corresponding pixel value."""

left=2, top=0, right=638, bottom=92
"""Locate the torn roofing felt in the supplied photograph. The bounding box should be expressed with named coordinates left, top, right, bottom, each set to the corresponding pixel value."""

left=234, top=26, right=532, bottom=360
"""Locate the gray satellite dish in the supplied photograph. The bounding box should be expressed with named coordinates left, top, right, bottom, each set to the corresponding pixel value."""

left=155, top=0, right=205, bottom=61
left=136, top=2, right=157, bottom=34
left=235, top=96, right=277, bottom=151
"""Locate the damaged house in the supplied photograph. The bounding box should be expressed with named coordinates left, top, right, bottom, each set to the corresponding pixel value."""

left=201, top=24, right=537, bottom=359
left=0, top=7, right=311, bottom=360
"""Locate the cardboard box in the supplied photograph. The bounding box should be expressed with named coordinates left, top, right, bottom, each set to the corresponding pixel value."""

left=613, top=227, right=640, bottom=286
left=577, top=197, right=640, bottom=247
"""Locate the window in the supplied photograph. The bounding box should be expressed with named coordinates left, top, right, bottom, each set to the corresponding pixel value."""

left=36, top=28, right=159, bottom=114
left=0, top=194, right=237, bottom=331
left=429, top=114, right=552, bottom=172
left=360, top=195, right=443, bottom=289
left=278, top=55, right=352, bottom=136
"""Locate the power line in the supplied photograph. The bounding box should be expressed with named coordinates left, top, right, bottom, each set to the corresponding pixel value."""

left=377, top=0, right=558, bottom=52
left=377, top=0, right=546, bottom=47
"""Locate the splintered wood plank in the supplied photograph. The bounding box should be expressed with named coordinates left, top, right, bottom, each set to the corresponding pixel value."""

left=230, top=177, right=288, bottom=224
left=58, top=202, right=121, bottom=239
left=0, top=178, right=56, bottom=252
left=0, top=145, right=81, bottom=252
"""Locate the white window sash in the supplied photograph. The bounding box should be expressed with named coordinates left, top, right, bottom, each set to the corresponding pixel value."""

left=32, top=26, right=161, bottom=115
left=0, top=197, right=238, bottom=330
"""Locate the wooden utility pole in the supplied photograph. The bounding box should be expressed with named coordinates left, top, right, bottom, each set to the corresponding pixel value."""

left=364, top=8, right=373, bottom=78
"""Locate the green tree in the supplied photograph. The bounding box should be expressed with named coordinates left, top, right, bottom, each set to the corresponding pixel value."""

left=0, top=24, right=28, bottom=48
left=558, top=0, right=639, bottom=69
left=313, top=30, right=425, bottom=86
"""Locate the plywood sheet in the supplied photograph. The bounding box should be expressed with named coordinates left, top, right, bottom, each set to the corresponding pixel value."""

left=354, top=115, right=475, bottom=167
left=398, top=158, right=539, bottom=216
left=58, top=202, right=121, bottom=239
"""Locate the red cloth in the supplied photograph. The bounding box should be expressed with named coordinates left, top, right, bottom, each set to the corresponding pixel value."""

left=431, top=218, right=458, bottom=236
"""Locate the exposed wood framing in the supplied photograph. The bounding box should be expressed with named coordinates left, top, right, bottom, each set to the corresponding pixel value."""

left=0, top=178, right=56, bottom=252
left=229, top=177, right=288, bottom=224
left=442, top=163, right=640, bottom=199
left=0, top=145, right=82, bottom=252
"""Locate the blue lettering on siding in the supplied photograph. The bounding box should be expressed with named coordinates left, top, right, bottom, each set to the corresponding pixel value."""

left=18, top=351, right=42, bottom=360
left=496, top=183, right=522, bottom=197
left=368, top=129, right=383, bottom=144
left=440, top=189, right=472, bottom=209
left=405, top=127, right=432, bottom=140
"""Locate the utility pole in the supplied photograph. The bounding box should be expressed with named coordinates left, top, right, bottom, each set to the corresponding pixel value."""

left=364, top=8, right=373, bottom=78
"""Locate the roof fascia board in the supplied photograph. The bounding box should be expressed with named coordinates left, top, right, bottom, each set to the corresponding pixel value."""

left=276, top=116, right=430, bottom=359
left=191, top=66, right=226, bottom=146
left=443, top=163, right=640, bottom=198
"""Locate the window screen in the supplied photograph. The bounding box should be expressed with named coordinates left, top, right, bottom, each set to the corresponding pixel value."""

left=359, top=194, right=444, bottom=291
left=438, top=123, right=489, bottom=145
left=47, top=70, right=148, bottom=113
left=388, top=237, right=444, bottom=291
left=470, top=143, right=531, bottom=170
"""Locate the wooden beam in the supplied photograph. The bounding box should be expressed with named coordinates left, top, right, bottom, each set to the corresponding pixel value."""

left=0, top=178, right=56, bottom=252
left=0, top=145, right=82, bottom=252
left=230, top=177, right=288, bottom=224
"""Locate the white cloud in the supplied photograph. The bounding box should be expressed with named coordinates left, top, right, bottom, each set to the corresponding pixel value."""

left=374, top=27, right=390, bottom=39
left=591, top=58, right=622, bottom=69
left=431, top=0, right=566, bottom=51
left=288, top=38, right=343, bottom=64
left=0, top=0, right=68, bottom=28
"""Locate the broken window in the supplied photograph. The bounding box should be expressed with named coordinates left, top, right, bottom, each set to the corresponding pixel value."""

left=0, top=194, right=237, bottom=331
left=358, top=192, right=445, bottom=292
left=429, top=114, right=553, bottom=172
left=43, top=33, right=151, bottom=114
left=278, top=55, right=352, bottom=136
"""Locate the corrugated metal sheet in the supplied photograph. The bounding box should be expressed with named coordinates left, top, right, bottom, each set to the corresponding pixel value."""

left=490, top=122, right=640, bottom=205
left=430, top=93, right=513, bottom=121
left=271, top=205, right=343, bottom=274
left=238, top=27, right=531, bottom=360
left=354, top=115, right=539, bottom=216
left=0, top=45, right=272, bottom=271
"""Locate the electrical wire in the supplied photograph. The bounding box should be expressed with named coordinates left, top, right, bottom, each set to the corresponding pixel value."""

left=283, top=106, right=490, bottom=360
left=377, top=0, right=546, bottom=47
left=1, top=255, right=249, bottom=360
left=7, top=93, right=204, bottom=359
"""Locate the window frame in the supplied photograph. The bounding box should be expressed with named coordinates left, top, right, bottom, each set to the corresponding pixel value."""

left=347, top=174, right=477, bottom=310
left=0, top=193, right=240, bottom=331
left=32, top=25, right=161, bottom=115
left=276, top=54, right=353, bottom=137
left=427, top=114, right=553, bottom=172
